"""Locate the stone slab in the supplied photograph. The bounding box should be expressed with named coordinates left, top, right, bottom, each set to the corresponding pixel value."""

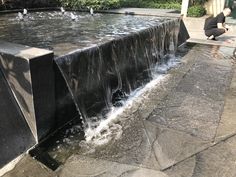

left=0, top=40, right=52, bottom=60
left=164, top=156, right=196, bottom=177
left=192, top=135, right=236, bottom=177
left=143, top=121, right=211, bottom=170
left=58, top=155, right=168, bottom=177
left=164, top=135, right=236, bottom=176
left=215, top=66, right=236, bottom=141
left=148, top=46, right=233, bottom=141
left=188, top=38, right=236, bottom=48
left=2, top=155, right=56, bottom=177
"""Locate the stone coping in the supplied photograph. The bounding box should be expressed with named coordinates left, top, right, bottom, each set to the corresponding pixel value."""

left=0, top=40, right=53, bottom=60
left=100, top=8, right=181, bottom=18
left=0, top=7, right=181, bottom=18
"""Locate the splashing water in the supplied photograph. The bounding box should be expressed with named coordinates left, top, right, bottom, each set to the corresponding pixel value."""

left=82, top=54, right=181, bottom=146
left=61, top=7, right=65, bottom=14
left=23, top=9, right=27, bottom=16
left=17, top=12, right=24, bottom=21
left=90, top=8, right=94, bottom=16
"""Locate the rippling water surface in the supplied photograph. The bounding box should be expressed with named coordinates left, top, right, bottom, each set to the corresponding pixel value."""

left=0, top=11, right=169, bottom=55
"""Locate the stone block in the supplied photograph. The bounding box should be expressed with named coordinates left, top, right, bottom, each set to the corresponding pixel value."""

left=0, top=40, right=55, bottom=141
left=0, top=70, right=35, bottom=168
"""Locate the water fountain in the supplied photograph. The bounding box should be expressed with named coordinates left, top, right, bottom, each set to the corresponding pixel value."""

left=23, top=8, right=27, bottom=16
left=90, top=8, right=94, bottom=16
left=70, top=12, right=76, bottom=21
left=0, top=10, right=189, bottom=169
left=17, top=12, right=23, bottom=20
left=60, top=7, right=65, bottom=14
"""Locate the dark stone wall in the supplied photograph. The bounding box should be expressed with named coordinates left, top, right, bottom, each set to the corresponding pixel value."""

left=0, top=0, right=60, bottom=10
left=0, top=69, right=35, bottom=168
left=0, top=41, right=56, bottom=142
left=0, top=41, right=80, bottom=168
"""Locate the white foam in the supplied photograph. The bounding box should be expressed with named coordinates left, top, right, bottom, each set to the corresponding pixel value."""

left=83, top=54, right=181, bottom=146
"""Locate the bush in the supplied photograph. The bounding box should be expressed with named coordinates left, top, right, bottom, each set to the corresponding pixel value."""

left=120, top=0, right=142, bottom=7
left=59, top=0, right=121, bottom=10
left=190, top=0, right=208, bottom=5
left=145, top=2, right=181, bottom=9
left=187, top=5, right=206, bottom=17
left=59, top=0, right=181, bottom=10
left=120, top=0, right=181, bottom=9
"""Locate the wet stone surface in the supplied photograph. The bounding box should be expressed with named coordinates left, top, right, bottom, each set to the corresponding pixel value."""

left=2, top=44, right=236, bottom=177
left=78, top=112, right=161, bottom=170
left=164, top=134, right=236, bottom=177
left=148, top=52, right=233, bottom=141
left=58, top=155, right=168, bottom=177
left=192, top=136, right=236, bottom=177
left=2, top=155, right=57, bottom=177
left=143, top=121, right=211, bottom=170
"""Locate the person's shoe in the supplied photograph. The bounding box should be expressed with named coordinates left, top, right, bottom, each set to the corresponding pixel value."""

left=207, top=35, right=216, bottom=40
left=207, top=36, right=217, bottom=41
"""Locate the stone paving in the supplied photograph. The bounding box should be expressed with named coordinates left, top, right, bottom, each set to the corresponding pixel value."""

left=2, top=43, right=236, bottom=177
left=57, top=44, right=236, bottom=177
left=2, top=8, right=236, bottom=177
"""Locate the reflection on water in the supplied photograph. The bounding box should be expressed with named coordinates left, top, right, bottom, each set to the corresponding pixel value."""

left=0, top=11, right=170, bottom=55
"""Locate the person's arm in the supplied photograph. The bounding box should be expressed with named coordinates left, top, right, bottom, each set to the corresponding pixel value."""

left=217, top=13, right=227, bottom=31
left=217, top=23, right=227, bottom=31
left=224, top=23, right=231, bottom=30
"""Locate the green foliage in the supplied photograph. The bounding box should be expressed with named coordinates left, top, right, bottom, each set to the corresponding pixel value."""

left=187, top=5, right=206, bottom=17
left=59, top=0, right=121, bottom=10
left=144, top=2, right=181, bottom=9
left=120, top=0, right=142, bottom=7
left=120, top=0, right=181, bottom=9
left=190, top=0, right=208, bottom=5
left=60, top=0, right=181, bottom=10
left=152, top=0, right=182, bottom=3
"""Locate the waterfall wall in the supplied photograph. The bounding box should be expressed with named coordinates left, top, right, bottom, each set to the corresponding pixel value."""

left=55, top=18, right=189, bottom=122
left=0, top=17, right=189, bottom=171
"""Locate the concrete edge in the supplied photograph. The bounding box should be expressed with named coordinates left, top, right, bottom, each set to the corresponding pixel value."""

left=0, top=154, right=24, bottom=176
left=187, top=38, right=236, bottom=48
left=0, top=40, right=53, bottom=60
left=183, top=14, right=213, bottom=21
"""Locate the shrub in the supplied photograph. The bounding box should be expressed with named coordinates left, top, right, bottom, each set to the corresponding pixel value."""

left=190, top=0, right=208, bottom=5
left=120, top=0, right=181, bottom=9
left=145, top=2, right=181, bottom=9
left=120, top=0, right=142, bottom=7
left=187, top=5, right=206, bottom=17
left=59, top=0, right=181, bottom=10
left=59, top=0, right=121, bottom=10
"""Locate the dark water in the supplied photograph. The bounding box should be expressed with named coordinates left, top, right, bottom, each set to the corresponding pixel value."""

left=0, top=11, right=186, bottom=168
left=55, top=17, right=180, bottom=120
left=0, top=11, right=171, bottom=56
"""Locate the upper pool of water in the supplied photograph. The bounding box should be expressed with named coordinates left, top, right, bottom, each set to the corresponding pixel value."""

left=0, top=11, right=171, bottom=56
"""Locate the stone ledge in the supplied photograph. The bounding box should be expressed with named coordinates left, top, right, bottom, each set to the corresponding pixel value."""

left=0, top=40, right=52, bottom=60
